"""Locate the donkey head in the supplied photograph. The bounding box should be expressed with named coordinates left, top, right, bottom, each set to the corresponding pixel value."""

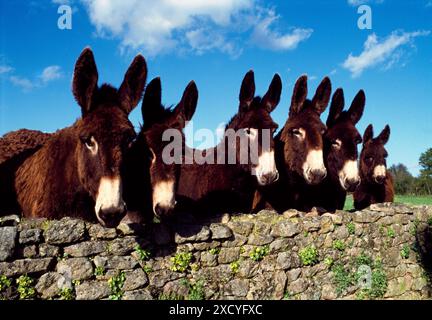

left=73, top=48, right=147, bottom=227
left=325, top=89, right=364, bottom=192
left=360, top=124, right=390, bottom=184
left=142, top=78, right=198, bottom=218
left=279, top=75, right=331, bottom=185
left=226, top=70, right=281, bottom=186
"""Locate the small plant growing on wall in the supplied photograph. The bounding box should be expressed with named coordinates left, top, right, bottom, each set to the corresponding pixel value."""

left=170, top=252, right=193, bottom=273
left=299, top=245, right=319, bottom=266
left=249, top=246, right=269, bottom=262
left=108, top=271, right=126, bottom=300
left=16, top=275, right=36, bottom=300
left=134, top=245, right=151, bottom=261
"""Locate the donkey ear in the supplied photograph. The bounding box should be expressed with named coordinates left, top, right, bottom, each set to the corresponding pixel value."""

left=119, top=54, right=148, bottom=114
left=72, top=48, right=99, bottom=115
left=289, top=75, right=308, bottom=116
left=326, top=88, right=344, bottom=127
left=311, top=77, right=332, bottom=114
left=175, top=81, right=198, bottom=127
left=348, top=90, right=365, bottom=125
left=363, top=124, right=374, bottom=144
left=377, top=125, right=390, bottom=145
left=262, top=74, right=282, bottom=113
left=239, top=70, right=255, bottom=112
left=142, top=77, right=163, bottom=127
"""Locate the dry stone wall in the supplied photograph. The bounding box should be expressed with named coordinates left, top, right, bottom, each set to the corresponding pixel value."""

left=0, top=203, right=432, bottom=300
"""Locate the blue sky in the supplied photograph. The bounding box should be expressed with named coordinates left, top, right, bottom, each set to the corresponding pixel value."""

left=0, top=0, right=431, bottom=175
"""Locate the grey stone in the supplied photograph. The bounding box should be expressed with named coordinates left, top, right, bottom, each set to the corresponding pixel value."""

left=88, top=224, right=117, bottom=240
left=224, top=278, right=249, bottom=297
left=221, top=234, right=248, bottom=247
left=19, top=229, right=41, bottom=244
left=39, top=244, right=60, bottom=257
left=227, top=221, right=254, bottom=236
left=148, top=269, right=183, bottom=288
left=247, top=233, right=273, bottom=246
left=210, top=224, right=233, bottom=240
left=57, top=258, right=93, bottom=281
left=122, top=289, right=153, bottom=300
left=94, top=255, right=138, bottom=270
left=288, top=278, right=308, bottom=295
left=201, top=252, right=218, bottom=267
left=64, top=241, right=108, bottom=257
left=0, top=258, right=54, bottom=276
left=22, top=245, right=38, bottom=258
left=269, top=238, right=295, bottom=253
left=238, top=260, right=259, bottom=279
left=76, top=281, right=111, bottom=300
left=123, top=268, right=149, bottom=291
left=276, top=252, right=291, bottom=270
left=174, top=225, right=211, bottom=243
left=0, top=226, right=17, bottom=261
left=286, top=268, right=302, bottom=282
left=0, top=215, right=20, bottom=227
left=218, top=248, right=240, bottom=264
left=271, top=221, right=301, bottom=238
left=36, top=272, right=63, bottom=299
left=104, top=236, right=141, bottom=256
left=44, top=218, right=85, bottom=244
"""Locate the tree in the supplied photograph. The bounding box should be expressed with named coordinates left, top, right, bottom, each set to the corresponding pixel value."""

left=389, top=163, right=415, bottom=195
left=419, top=148, right=432, bottom=178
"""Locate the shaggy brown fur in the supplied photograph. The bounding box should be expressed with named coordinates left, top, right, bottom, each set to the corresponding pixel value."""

left=7, top=48, right=147, bottom=227
left=354, top=124, right=394, bottom=210
left=175, top=70, right=281, bottom=216
left=0, top=129, right=52, bottom=214
left=122, top=78, right=198, bottom=223
left=252, top=75, right=331, bottom=213
left=296, top=89, right=365, bottom=212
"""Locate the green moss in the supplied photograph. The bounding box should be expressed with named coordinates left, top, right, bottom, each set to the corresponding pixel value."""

left=387, top=227, right=396, bottom=238
left=0, top=275, right=12, bottom=293
left=324, top=257, right=334, bottom=268
left=299, top=245, right=319, bottom=266
left=208, top=248, right=220, bottom=255
left=181, top=279, right=205, bottom=300
left=58, top=287, right=75, bottom=300
left=94, top=266, right=106, bottom=276
left=158, top=292, right=184, bottom=300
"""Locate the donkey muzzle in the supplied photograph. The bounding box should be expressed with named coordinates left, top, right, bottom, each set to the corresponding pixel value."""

left=98, top=204, right=127, bottom=228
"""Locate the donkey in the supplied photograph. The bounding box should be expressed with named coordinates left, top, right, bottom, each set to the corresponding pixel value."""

left=11, top=48, right=147, bottom=227
left=122, top=77, right=198, bottom=223
left=252, top=75, right=332, bottom=213
left=354, top=124, right=394, bottom=210
left=174, top=70, right=281, bottom=217
left=0, top=129, right=51, bottom=215
left=296, top=88, right=365, bottom=212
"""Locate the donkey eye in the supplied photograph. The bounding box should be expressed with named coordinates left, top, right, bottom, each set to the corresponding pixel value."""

left=82, top=136, right=97, bottom=153
left=366, top=156, right=373, bottom=164
left=292, top=129, right=301, bottom=136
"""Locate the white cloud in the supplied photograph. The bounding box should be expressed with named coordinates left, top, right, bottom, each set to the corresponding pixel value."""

left=80, top=0, right=312, bottom=57
left=347, top=0, right=384, bottom=6
left=9, top=76, right=36, bottom=92
left=251, top=9, right=312, bottom=51
left=0, top=65, right=13, bottom=75
left=342, top=30, right=430, bottom=78
left=39, top=65, right=63, bottom=83
left=8, top=65, right=63, bottom=92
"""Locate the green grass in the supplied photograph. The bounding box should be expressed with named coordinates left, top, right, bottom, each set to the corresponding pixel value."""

left=343, top=194, right=432, bottom=211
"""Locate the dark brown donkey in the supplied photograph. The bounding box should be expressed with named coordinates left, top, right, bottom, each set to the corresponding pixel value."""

left=354, top=124, right=394, bottom=210
left=0, top=129, right=51, bottom=214
left=10, top=48, right=147, bottom=227
left=296, top=88, right=365, bottom=212
left=174, top=70, right=281, bottom=217
left=252, top=75, right=332, bottom=213
left=122, top=77, right=198, bottom=222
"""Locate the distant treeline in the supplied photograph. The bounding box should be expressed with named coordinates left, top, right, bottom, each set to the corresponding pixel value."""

left=389, top=147, right=432, bottom=195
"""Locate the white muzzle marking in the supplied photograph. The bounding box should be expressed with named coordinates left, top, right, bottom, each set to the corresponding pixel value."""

left=95, top=176, right=124, bottom=219
left=152, top=180, right=176, bottom=213
left=255, top=150, right=278, bottom=185
left=373, top=165, right=386, bottom=179
left=303, top=149, right=326, bottom=180
left=339, top=160, right=360, bottom=190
